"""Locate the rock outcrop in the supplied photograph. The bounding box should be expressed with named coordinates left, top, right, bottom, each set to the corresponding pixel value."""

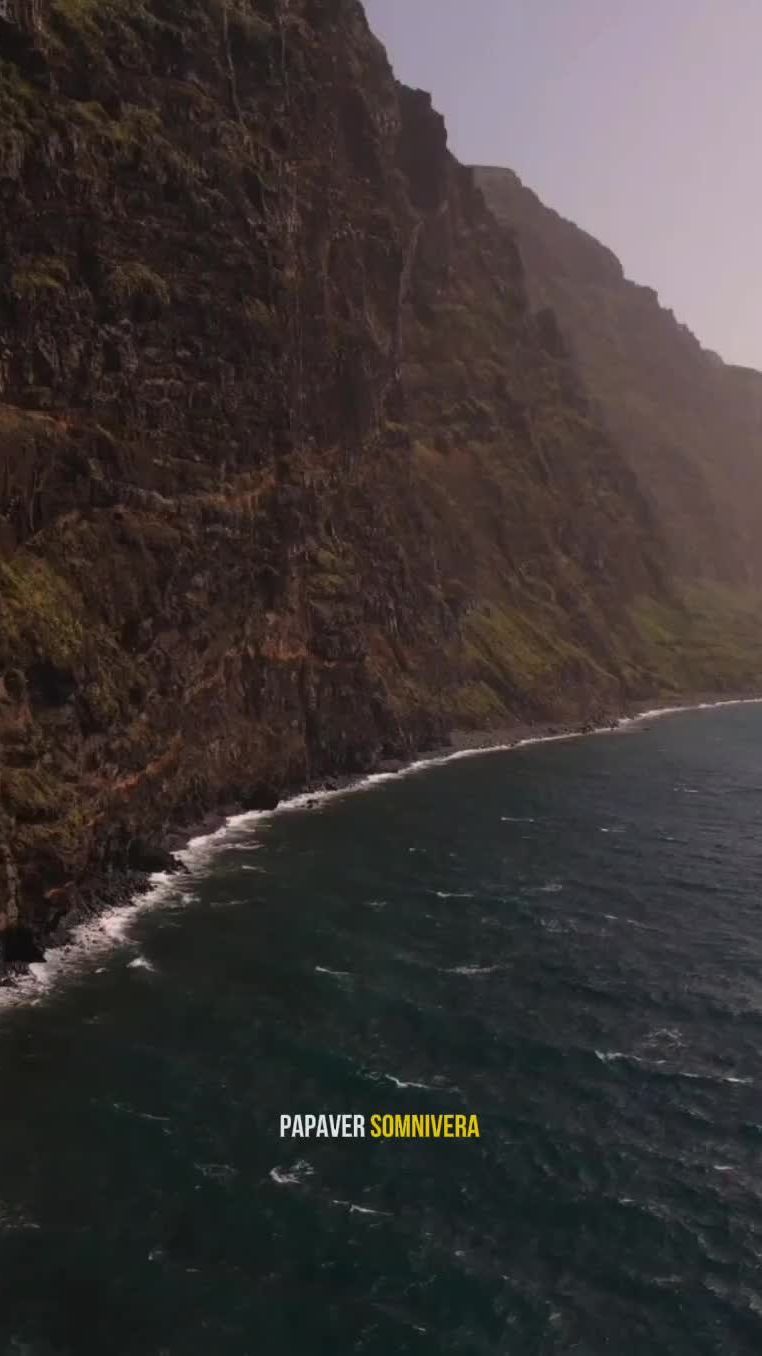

left=0, top=1, right=759, bottom=962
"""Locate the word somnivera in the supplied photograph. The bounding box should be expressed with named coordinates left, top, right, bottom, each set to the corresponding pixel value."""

left=279, top=1113, right=480, bottom=1138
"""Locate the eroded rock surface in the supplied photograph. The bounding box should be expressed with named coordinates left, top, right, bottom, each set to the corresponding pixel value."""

left=0, top=1, right=755, bottom=958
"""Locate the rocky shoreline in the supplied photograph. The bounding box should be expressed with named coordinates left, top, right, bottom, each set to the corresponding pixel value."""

left=4, top=689, right=759, bottom=989
left=4, top=0, right=762, bottom=998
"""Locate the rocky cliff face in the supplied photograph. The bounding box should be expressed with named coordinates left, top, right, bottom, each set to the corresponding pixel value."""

left=475, top=167, right=762, bottom=585
left=0, top=1, right=752, bottom=962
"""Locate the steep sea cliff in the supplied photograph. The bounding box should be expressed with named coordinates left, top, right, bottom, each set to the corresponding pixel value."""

left=1, top=0, right=761, bottom=968
left=476, top=165, right=762, bottom=586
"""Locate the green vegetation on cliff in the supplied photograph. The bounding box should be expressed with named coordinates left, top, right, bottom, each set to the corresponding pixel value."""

left=0, top=0, right=760, bottom=953
left=632, top=587, right=762, bottom=695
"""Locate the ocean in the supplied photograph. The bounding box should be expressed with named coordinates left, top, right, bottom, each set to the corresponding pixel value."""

left=3, top=701, right=762, bottom=1354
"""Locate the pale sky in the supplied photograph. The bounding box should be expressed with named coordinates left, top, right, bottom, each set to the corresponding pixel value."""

left=363, top=0, right=762, bottom=370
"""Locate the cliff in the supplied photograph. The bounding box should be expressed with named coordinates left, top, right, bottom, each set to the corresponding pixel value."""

left=0, top=1, right=759, bottom=964
left=475, top=166, right=762, bottom=586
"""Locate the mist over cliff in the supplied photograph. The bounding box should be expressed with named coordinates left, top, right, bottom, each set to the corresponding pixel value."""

left=1, top=0, right=760, bottom=962
left=476, top=166, right=762, bottom=587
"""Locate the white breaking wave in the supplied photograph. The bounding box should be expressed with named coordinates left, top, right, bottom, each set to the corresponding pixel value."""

left=446, top=964, right=501, bottom=977
left=596, top=1050, right=653, bottom=1066
left=0, top=1202, right=40, bottom=1233
left=127, top=954, right=156, bottom=972
left=110, top=1102, right=171, bottom=1125
left=3, top=694, right=762, bottom=1012
left=679, top=1072, right=752, bottom=1086
left=331, top=1199, right=392, bottom=1217
left=0, top=871, right=178, bottom=1011
left=602, top=914, right=648, bottom=930
left=383, top=1073, right=437, bottom=1090
left=626, top=696, right=762, bottom=724
left=363, top=1069, right=439, bottom=1091
left=269, top=1159, right=314, bottom=1186
left=596, top=1050, right=752, bottom=1085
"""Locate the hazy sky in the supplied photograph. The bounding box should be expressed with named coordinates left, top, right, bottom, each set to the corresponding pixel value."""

left=363, top=0, right=762, bottom=370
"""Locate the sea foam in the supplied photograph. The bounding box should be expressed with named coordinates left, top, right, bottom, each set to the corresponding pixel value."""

left=3, top=695, right=761, bottom=1011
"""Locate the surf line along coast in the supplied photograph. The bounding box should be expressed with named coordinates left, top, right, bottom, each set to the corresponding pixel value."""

left=280, top=1113, right=481, bottom=1138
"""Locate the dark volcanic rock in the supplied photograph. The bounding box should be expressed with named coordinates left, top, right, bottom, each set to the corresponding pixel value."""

left=126, top=838, right=181, bottom=875
left=1, top=924, right=44, bottom=964
left=239, top=786, right=281, bottom=813
left=0, top=1, right=758, bottom=959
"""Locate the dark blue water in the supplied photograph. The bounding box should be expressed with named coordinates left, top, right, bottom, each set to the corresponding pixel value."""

left=3, top=704, right=762, bottom=1354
